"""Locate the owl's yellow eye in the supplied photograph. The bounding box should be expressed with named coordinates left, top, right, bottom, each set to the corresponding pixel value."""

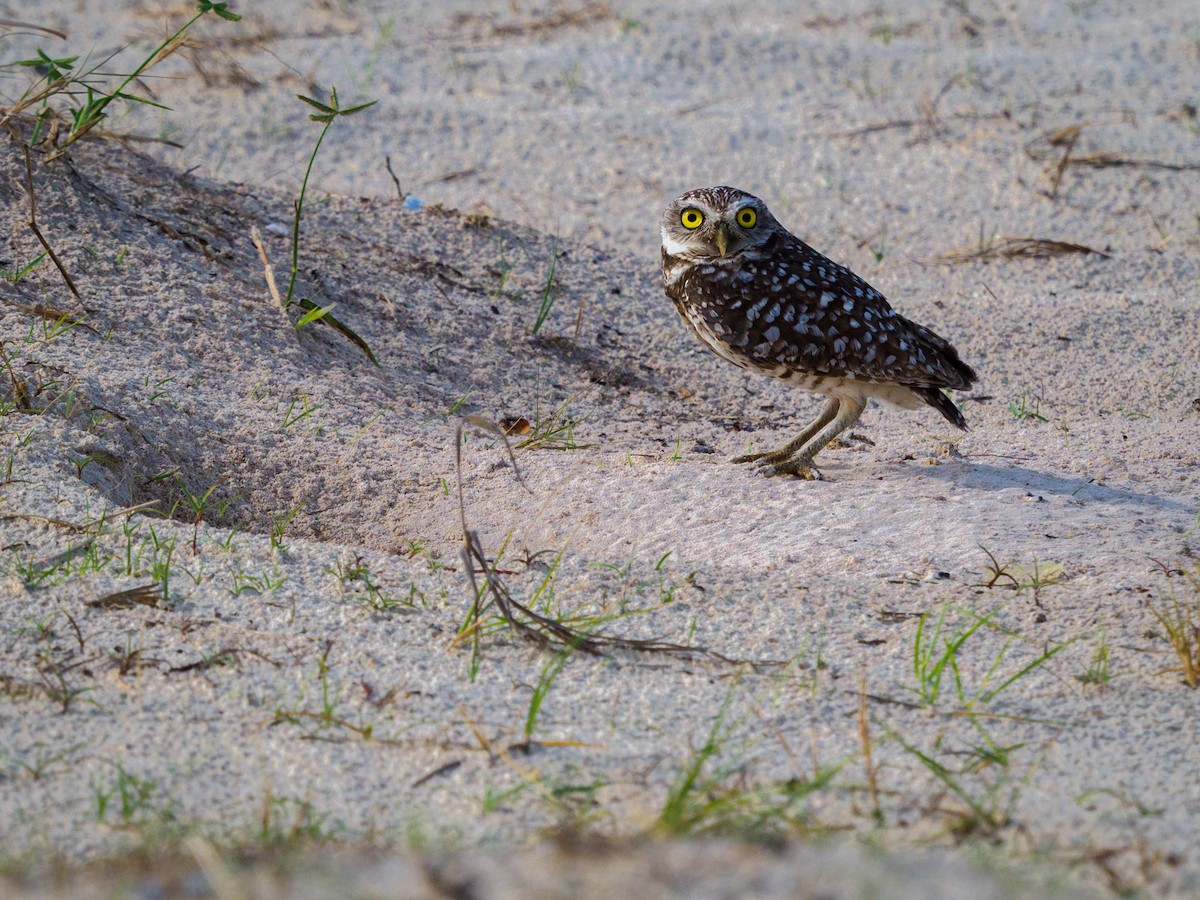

left=736, top=207, right=757, bottom=228
left=680, top=208, right=704, bottom=230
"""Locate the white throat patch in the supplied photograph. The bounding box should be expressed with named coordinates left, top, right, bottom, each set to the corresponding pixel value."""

left=660, top=231, right=695, bottom=257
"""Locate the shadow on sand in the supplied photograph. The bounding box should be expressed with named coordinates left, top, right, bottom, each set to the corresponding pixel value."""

left=900, top=458, right=1195, bottom=518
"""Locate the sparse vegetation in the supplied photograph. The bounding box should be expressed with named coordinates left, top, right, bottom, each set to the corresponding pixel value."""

left=515, top=394, right=591, bottom=451
left=93, top=764, right=175, bottom=829
left=277, top=87, right=379, bottom=365
left=2, top=742, right=84, bottom=781
left=522, top=641, right=575, bottom=744
left=2, top=2, right=241, bottom=156
left=1, top=250, right=46, bottom=284
left=270, top=505, right=302, bottom=554
left=173, top=477, right=233, bottom=554
left=909, top=602, right=1070, bottom=711
left=1076, top=630, right=1112, bottom=686
left=656, top=689, right=838, bottom=840
left=977, top=546, right=1066, bottom=602
left=886, top=724, right=1039, bottom=838
left=229, top=562, right=284, bottom=596
left=843, top=226, right=889, bottom=263
left=1007, top=390, right=1049, bottom=422
left=530, top=234, right=562, bottom=334
left=1147, top=561, right=1200, bottom=687
left=326, top=554, right=413, bottom=612
left=272, top=641, right=388, bottom=741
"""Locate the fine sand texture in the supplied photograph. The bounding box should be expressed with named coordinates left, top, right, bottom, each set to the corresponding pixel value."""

left=2, top=1, right=1199, bottom=896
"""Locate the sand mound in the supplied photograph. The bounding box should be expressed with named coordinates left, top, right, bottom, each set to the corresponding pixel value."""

left=3, top=2, right=1200, bottom=895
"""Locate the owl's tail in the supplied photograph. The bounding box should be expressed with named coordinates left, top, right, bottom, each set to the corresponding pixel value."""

left=915, top=387, right=969, bottom=431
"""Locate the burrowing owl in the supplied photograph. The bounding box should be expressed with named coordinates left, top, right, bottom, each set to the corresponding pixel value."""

left=662, top=186, right=977, bottom=478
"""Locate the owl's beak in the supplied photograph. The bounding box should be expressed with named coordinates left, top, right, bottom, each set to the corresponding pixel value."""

left=713, top=223, right=731, bottom=257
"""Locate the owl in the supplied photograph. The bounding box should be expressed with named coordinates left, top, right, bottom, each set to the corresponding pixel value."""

left=661, top=186, right=977, bottom=478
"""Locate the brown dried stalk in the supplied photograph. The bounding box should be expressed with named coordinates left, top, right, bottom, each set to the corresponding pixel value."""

left=22, top=145, right=79, bottom=298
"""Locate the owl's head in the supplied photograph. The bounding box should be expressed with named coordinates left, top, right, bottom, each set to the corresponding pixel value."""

left=661, top=186, right=779, bottom=261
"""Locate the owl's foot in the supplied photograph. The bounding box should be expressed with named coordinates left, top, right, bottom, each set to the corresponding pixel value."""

left=733, top=448, right=825, bottom=479
left=761, top=457, right=824, bottom=480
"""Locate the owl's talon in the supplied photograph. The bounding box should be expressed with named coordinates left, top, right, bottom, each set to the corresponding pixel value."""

left=743, top=457, right=823, bottom=480
left=769, top=459, right=824, bottom=480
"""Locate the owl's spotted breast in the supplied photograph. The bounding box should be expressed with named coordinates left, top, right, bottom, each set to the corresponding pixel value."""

left=660, top=185, right=978, bottom=478
left=664, top=235, right=973, bottom=391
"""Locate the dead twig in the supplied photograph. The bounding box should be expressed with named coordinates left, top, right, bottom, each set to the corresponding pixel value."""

left=250, top=226, right=286, bottom=312
left=445, top=3, right=612, bottom=41
left=84, top=128, right=185, bottom=150
left=1026, top=120, right=1200, bottom=174
left=934, top=236, right=1110, bottom=265
left=17, top=303, right=96, bottom=333
left=0, top=501, right=159, bottom=533
left=62, top=610, right=86, bottom=652
left=452, top=419, right=773, bottom=666
left=837, top=110, right=1008, bottom=139
left=384, top=155, right=405, bottom=202
left=1060, top=152, right=1200, bottom=172
left=0, top=20, right=68, bottom=38
left=411, top=759, right=463, bottom=788
left=22, top=145, right=79, bottom=298
left=88, top=583, right=162, bottom=609
left=1047, top=125, right=1080, bottom=199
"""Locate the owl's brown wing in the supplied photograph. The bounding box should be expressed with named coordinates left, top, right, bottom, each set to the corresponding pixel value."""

left=675, top=236, right=975, bottom=391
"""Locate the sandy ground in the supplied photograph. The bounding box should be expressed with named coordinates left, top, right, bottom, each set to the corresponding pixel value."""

left=1, top=0, right=1198, bottom=896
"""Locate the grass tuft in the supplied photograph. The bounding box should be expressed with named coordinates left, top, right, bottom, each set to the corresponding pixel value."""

left=2, top=2, right=240, bottom=156
left=909, top=602, right=1071, bottom=711
left=530, top=234, right=561, bottom=334
left=1075, top=631, right=1111, bottom=686
left=1147, top=561, right=1200, bottom=687
left=514, top=394, right=591, bottom=451
left=656, top=688, right=838, bottom=840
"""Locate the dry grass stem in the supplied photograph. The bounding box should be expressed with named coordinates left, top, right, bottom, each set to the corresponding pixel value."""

left=250, top=225, right=287, bottom=313
left=0, top=503, right=160, bottom=537
left=384, top=155, right=405, bottom=201
left=0, top=20, right=68, bottom=38
left=22, top=145, right=80, bottom=298
left=935, top=236, right=1110, bottom=265
left=0, top=339, right=33, bottom=411
left=1048, top=125, right=1080, bottom=198
left=447, top=2, right=612, bottom=40
left=88, top=583, right=162, bottom=609
left=453, top=420, right=768, bottom=666
left=838, top=110, right=1008, bottom=139
left=1149, top=564, right=1200, bottom=688
left=0, top=77, right=67, bottom=129
left=1026, top=121, right=1200, bottom=175
left=859, top=673, right=882, bottom=823
left=17, top=303, right=94, bottom=331
left=1062, top=152, right=1200, bottom=171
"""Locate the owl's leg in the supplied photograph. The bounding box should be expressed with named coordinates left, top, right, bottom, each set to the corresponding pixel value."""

left=732, top=398, right=840, bottom=465
left=769, top=394, right=868, bottom=478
